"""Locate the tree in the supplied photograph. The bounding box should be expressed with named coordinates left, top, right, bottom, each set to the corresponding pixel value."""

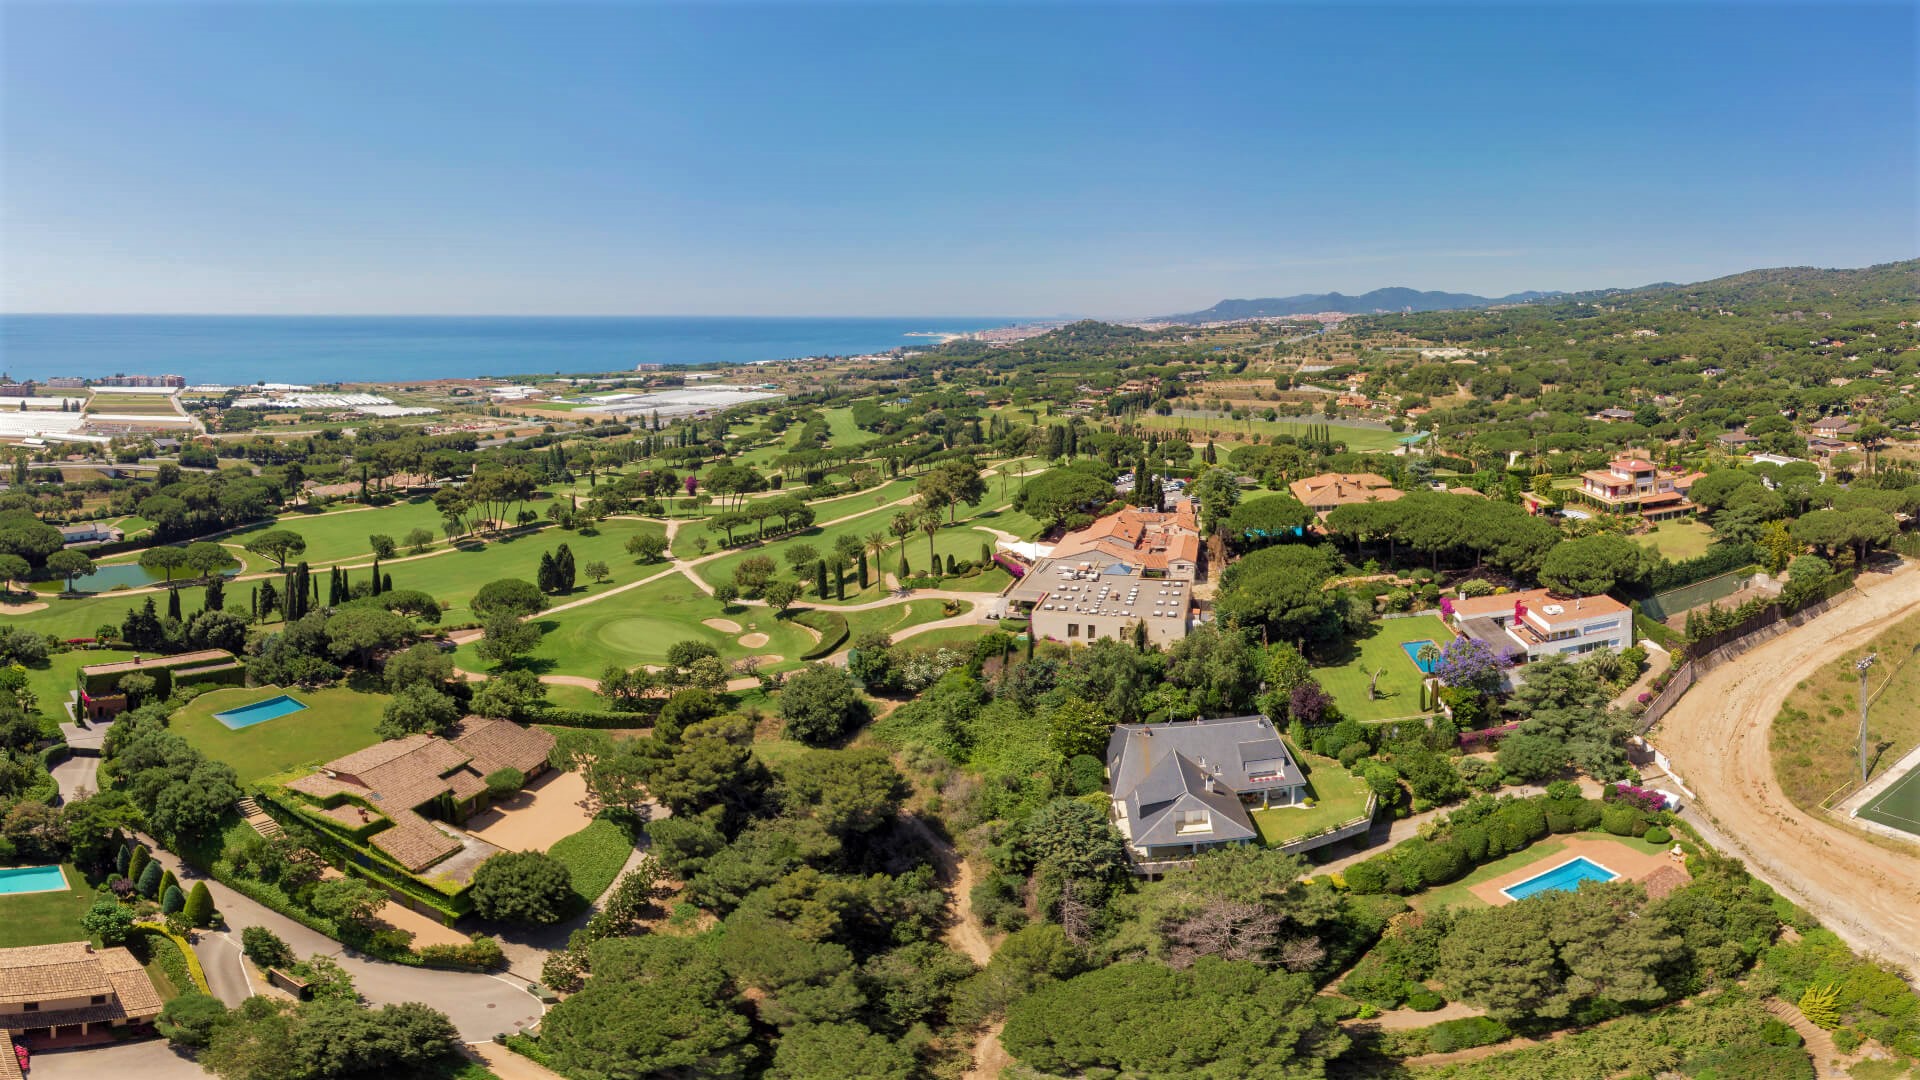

left=767, top=1021, right=917, bottom=1080
left=471, top=667, right=547, bottom=721
left=1212, top=544, right=1346, bottom=644
left=1017, top=797, right=1127, bottom=881
left=0, top=553, right=28, bottom=595
left=385, top=641, right=455, bottom=693
left=472, top=577, right=548, bottom=618
left=48, top=548, right=95, bottom=591
left=764, top=580, right=803, bottom=615
left=140, top=545, right=191, bottom=587
left=1539, top=534, right=1646, bottom=596
left=584, top=559, right=611, bottom=584
left=404, top=526, right=435, bottom=555
left=378, top=683, right=461, bottom=738
left=82, top=896, right=134, bottom=945
left=477, top=612, right=542, bottom=667
left=626, top=531, right=668, bottom=562
left=779, top=664, right=868, bottom=745
left=541, top=936, right=754, bottom=1080
left=156, top=992, right=230, bottom=1048
left=775, top=748, right=909, bottom=837
left=309, top=875, right=387, bottom=932
left=1016, top=468, right=1115, bottom=530
left=367, top=533, right=398, bottom=559
left=470, top=850, right=575, bottom=924
left=1045, top=695, right=1113, bottom=760
left=242, top=926, right=295, bottom=970
left=713, top=582, right=740, bottom=609
left=184, top=880, right=216, bottom=927
left=1192, top=467, right=1242, bottom=534
left=1434, top=635, right=1503, bottom=695
left=243, top=529, right=307, bottom=571
left=292, top=1000, right=461, bottom=1077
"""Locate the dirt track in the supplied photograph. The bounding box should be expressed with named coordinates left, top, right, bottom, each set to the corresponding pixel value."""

left=1653, top=563, right=1920, bottom=980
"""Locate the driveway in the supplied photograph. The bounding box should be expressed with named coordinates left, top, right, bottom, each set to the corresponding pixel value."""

left=27, top=1039, right=211, bottom=1079
left=49, top=754, right=99, bottom=803
left=139, top=842, right=545, bottom=1041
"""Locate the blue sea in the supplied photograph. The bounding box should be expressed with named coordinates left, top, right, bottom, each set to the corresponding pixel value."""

left=0, top=314, right=1013, bottom=386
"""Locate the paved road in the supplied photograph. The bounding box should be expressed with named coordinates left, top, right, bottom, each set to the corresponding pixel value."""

left=140, top=842, right=545, bottom=1041
left=28, top=1039, right=211, bottom=1079
left=48, top=754, right=99, bottom=803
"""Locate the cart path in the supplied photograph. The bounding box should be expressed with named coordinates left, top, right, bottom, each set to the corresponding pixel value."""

left=1654, top=561, right=1920, bottom=981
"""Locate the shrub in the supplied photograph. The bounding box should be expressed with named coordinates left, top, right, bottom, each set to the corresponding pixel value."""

left=160, top=884, right=185, bottom=915
left=1405, top=989, right=1446, bottom=1012
left=1344, top=861, right=1388, bottom=895
left=485, top=767, right=526, bottom=798
left=241, top=925, right=295, bottom=970
left=1642, top=825, right=1672, bottom=845
left=1600, top=803, right=1648, bottom=837
left=136, top=859, right=164, bottom=898
left=470, top=850, right=575, bottom=924
left=155, top=992, right=229, bottom=1048
left=1426, top=1016, right=1510, bottom=1054
left=183, top=881, right=215, bottom=927
left=418, top=935, right=506, bottom=971
left=542, top=950, right=585, bottom=993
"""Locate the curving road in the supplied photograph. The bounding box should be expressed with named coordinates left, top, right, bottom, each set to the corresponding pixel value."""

left=1652, top=563, right=1920, bottom=980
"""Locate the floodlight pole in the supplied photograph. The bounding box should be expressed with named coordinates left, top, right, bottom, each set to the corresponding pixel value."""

left=1857, top=654, right=1877, bottom=786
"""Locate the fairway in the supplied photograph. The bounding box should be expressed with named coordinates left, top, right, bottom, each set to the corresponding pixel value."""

left=694, top=502, right=1004, bottom=601
left=172, top=685, right=387, bottom=783
left=1856, top=761, right=1920, bottom=839
left=1314, top=614, right=1455, bottom=722
left=224, top=498, right=456, bottom=565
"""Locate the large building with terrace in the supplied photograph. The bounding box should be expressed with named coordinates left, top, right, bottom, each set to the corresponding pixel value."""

left=1447, top=589, right=1632, bottom=661
left=1573, top=455, right=1702, bottom=521
left=0, top=941, right=162, bottom=1044
left=1105, top=715, right=1308, bottom=872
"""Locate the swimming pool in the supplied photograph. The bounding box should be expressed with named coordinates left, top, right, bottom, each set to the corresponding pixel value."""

left=1400, top=639, right=1442, bottom=674
left=213, top=693, right=308, bottom=730
left=0, top=865, right=69, bottom=895
left=1501, top=856, right=1619, bottom=901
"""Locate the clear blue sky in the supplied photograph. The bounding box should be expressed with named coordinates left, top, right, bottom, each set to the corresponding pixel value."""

left=2, top=2, right=1913, bottom=317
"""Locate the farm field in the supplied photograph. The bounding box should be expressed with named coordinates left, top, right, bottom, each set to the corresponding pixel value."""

left=172, top=684, right=387, bottom=783
left=454, top=572, right=815, bottom=679
left=86, top=393, right=182, bottom=416
left=1773, top=607, right=1920, bottom=813
left=1313, top=614, right=1455, bottom=722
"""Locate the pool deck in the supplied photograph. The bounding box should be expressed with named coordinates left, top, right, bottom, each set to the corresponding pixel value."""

left=1468, top=833, right=1686, bottom=907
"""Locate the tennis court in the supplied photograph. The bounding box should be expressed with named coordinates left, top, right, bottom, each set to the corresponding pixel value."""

left=1856, top=762, right=1920, bottom=838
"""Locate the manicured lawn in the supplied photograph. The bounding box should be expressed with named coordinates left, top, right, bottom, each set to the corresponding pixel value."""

left=1313, top=614, right=1455, bottom=722
left=694, top=503, right=1003, bottom=600
left=897, top=623, right=995, bottom=651
left=172, top=684, right=387, bottom=783
left=547, top=817, right=638, bottom=905
left=368, top=518, right=667, bottom=619
left=2, top=591, right=151, bottom=642
left=541, top=682, right=607, bottom=712
left=0, top=863, right=98, bottom=948
left=843, top=599, right=966, bottom=642
left=1639, top=519, right=1714, bottom=561
left=1252, top=742, right=1373, bottom=846
left=454, top=573, right=815, bottom=679
left=23, top=648, right=139, bottom=720
left=224, top=498, right=453, bottom=566
left=1413, top=833, right=1670, bottom=913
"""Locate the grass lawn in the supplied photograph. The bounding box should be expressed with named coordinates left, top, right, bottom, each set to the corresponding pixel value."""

left=547, top=817, right=637, bottom=905
left=898, top=623, right=995, bottom=651
left=368, top=518, right=667, bottom=619
left=1252, top=742, right=1374, bottom=846
left=1772, top=607, right=1920, bottom=813
left=1638, top=519, right=1714, bottom=562
left=695, top=503, right=1002, bottom=600
left=843, top=599, right=965, bottom=642
left=541, top=682, right=608, bottom=712
left=455, top=573, right=815, bottom=679
left=666, top=478, right=919, bottom=561
left=1131, top=413, right=1408, bottom=452
left=172, top=684, right=388, bottom=783
left=2, top=591, right=151, bottom=642
left=0, top=863, right=98, bottom=948
left=1412, top=833, right=1670, bottom=913
left=1313, top=614, right=1455, bottom=722
left=224, top=498, right=453, bottom=566
left=24, top=648, right=138, bottom=720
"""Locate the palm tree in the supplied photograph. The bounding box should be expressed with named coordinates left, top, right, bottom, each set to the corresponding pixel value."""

left=864, top=532, right=889, bottom=588
left=889, top=510, right=917, bottom=574
left=919, top=507, right=943, bottom=565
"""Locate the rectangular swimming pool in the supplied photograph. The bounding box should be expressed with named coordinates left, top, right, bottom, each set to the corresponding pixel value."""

left=214, top=693, right=309, bottom=730
left=0, top=865, right=69, bottom=895
left=1400, top=639, right=1441, bottom=674
left=1501, top=855, right=1619, bottom=901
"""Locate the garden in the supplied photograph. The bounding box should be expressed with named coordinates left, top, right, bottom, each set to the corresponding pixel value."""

left=171, top=684, right=387, bottom=784
left=1313, top=613, right=1456, bottom=723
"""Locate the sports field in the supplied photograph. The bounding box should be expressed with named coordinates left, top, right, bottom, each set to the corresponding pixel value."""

left=1856, top=760, right=1920, bottom=838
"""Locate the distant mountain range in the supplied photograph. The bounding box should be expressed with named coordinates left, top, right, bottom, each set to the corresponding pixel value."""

left=1162, top=287, right=1561, bottom=322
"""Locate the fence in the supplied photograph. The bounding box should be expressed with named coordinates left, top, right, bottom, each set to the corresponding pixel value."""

left=1637, top=568, right=1768, bottom=623
left=1636, top=578, right=1861, bottom=733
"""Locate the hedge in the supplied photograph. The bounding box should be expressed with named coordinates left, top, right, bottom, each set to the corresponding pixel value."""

left=533, top=707, right=656, bottom=729
left=1426, top=1015, right=1511, bottom=1053
left=792, top=608, right=850, bottom=660
left=1645, top=541, right=1761, bottom=593
left=133, top=922, right=211, bottom=993
left=255, top=790, right=471, bottom=919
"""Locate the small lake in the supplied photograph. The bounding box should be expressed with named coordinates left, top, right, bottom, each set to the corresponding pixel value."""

left=40, top=561, right=240, bottom=593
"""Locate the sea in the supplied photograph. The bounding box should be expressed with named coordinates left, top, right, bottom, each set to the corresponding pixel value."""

left=0, top=314, right=1015, bottom=386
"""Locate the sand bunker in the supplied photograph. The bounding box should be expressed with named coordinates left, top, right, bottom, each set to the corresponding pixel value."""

left=738, top=633, right=770, bottom=648
left=0, top=601, right=49, bottom=615
left=703, top=617, right=743, bottom=633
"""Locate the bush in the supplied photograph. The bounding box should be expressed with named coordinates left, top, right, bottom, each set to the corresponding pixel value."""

left=184, top=881, right=215, bottom=927
left=1426, top=1016, right=1510, bottom=1054
left=155, top=992, right=229, bottom=1048
left=418, top=935, right=506, bottom=971
left=160, top=884, right=185, bottom=915
left=241, top=925, right=295, bottom=970
left=470, top=850, right=576, bottom=925
left=485, top=767, right=526, bottom=798
left=791, top=609, right=850, bottom=660
left=1600, top=803, right=1649, bottom=837
left=1405, top=989, right=1446, bottom=1012
left=1643, top=825, right=1672, bottom=845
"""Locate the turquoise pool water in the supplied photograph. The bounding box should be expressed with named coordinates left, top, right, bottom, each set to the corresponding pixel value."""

left=1400, top=639, right=1441, bottom=674
left=214, top=693, right=308, bottom=730
left=1501, top=856, right=1619, bottom=900
left=0, top=865, right=68, bottom=895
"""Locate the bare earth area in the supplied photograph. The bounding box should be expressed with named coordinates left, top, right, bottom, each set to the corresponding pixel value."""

left=462, top=769, right=595, bottom=852
left=1654, top=562, right=1920, bottom=979
left=0, top=600, right=49, bottom=615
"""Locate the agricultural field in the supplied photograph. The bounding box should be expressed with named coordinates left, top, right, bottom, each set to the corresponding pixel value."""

left=86, top=392, right=184, bottom=417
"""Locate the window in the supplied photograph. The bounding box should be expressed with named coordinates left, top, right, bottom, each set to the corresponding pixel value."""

left=1175, top=809, right=1211, bottom=835
left=90, top=995, right=108, bottom=1005
left=1066, top=624, right=1079, bottom=638
left=21, top=1002, right=36, bottom=1012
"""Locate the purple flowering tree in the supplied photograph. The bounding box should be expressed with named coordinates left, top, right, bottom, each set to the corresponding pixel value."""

left=1434, top=636, right=1503, bottom=695
left=1288, top=680, right=1335, bottom=725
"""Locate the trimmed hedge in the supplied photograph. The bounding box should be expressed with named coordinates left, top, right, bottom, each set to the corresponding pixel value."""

left=255, top=790, right=471, bottom=919
left=133, top=922, right=211, bottom=993
left=533, top=707, right=657, bottom=729
left=792, top=608, right=850, bottom=660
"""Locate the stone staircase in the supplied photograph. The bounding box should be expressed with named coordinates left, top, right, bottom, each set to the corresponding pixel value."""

left=1764, top=998, right=1848, bottom=1079
left=236, top=796, right=284, bottom=840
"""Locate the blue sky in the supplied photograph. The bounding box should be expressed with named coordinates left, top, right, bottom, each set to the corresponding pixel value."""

left=1, top=2, right=1913, bottom=317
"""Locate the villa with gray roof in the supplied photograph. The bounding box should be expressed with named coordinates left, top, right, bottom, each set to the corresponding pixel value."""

left=1105, top=715, right=1307, bottom=872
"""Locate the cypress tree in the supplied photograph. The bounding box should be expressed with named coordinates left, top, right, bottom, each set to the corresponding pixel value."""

left=370, top=556, right=382, bottom=595
left=857, top=551, right=869, bottom=589
left=834, top=564, right=844, bottom=600
left=538, top=552, right=557, bottom=593
left=204, top=576, right=224, bottom=612
left=556, top=544, right=576, bottom=592
left=945, top=554, right=957, bottom=575
left=815, top=560, right=828, bottom=597
left=166, top=586, right=182, bottom=622
left=327, top=566, right=341, bottom=606
left=382, top=573, right=392, bottom=593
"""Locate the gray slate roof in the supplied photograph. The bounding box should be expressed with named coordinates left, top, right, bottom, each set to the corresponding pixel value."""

left=1106, top=716, right=1305, bottom=849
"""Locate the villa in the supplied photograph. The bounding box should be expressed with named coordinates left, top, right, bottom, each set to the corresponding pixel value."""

left=0, top=941, right=162, bottom=1042
left=56, top=522, right=122, bottom=548
left=1289, top=472, right=1403, bottom=515
left=1047, top=499, right=1202, bottom=579
left=287, top=718, right=555, bottom=873
left=1574, top=455, right=1702, bottom=521
left=74, top=650, right=244, bottom=721
left=1448, top=589, right=1632, bottom=661
left=1106, top=715, right=1307, bottom=872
